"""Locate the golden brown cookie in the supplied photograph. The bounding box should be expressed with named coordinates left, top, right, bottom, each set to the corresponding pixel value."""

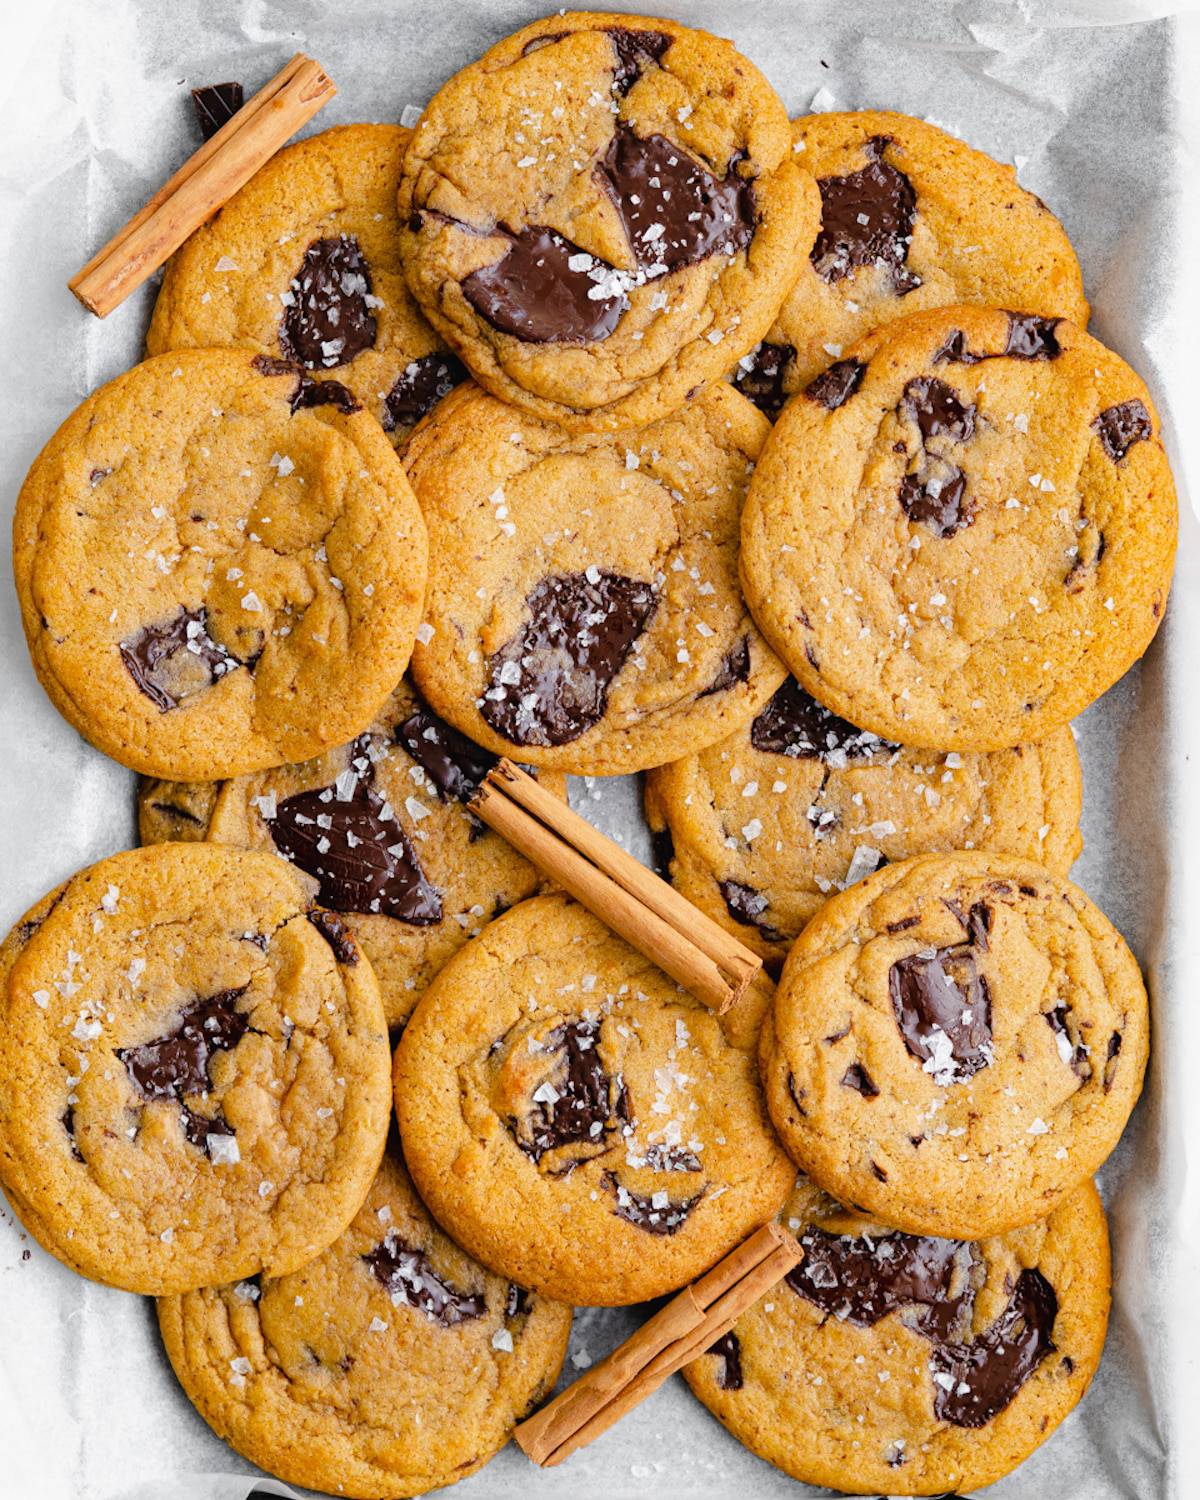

left=760, top=851, right=1148, bottom=1238
left=732, top=112, right=1088, bottom=417
left=684, top=1173, right=1109, bottom=1495
left=407, top=380, right=786, bottom=775
left=646, top=676, right=1082, bottom=963
left=0, top=844, right=391, bottom=1294
left=399, top=12, right=819, bottom=431
left=138, top=678, right=567, bottom=1029
left=14, top=348, right=427, bottom=780
left=740, top=305, right=1176, bottom=750
left=158, top=1145, right=571, bottom=1499
left=394, top=894, right=792, bottom=1304
left=147, top=124, right=468, bottom=443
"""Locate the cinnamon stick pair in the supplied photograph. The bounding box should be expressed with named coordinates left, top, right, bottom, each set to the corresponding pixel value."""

left=470, top=761, right=762, bottom=1014
left=515, top=1221, right=799, bottom=1467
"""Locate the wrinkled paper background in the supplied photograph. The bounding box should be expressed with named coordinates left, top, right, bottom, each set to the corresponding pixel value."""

left=0, top=1, right=1198, bottom=1496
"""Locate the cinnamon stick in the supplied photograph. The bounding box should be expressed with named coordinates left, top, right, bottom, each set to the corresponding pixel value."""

left=514, top=1222, right=799, bottom=1467
left=470, top=761, right=761, bottom=1013
left=69, top=53, right=335, bottom=317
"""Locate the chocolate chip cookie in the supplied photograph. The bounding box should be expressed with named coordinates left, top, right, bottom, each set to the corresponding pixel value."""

left=147, top=124, right=468, bottom=443
left=158, top=1144, right=570, bottom=1499
left=0, top=843, right=391, bottom=1294
left=139, top=679, right=567, bottom=1029
left=684, top=1172, right=1109, bottom=1495
left=14, top=348, right=428, bottom=780
left=646, top=677, right=1082, bottom=964
left=394, top=893, right=792, bottom=1305
left=733, top=111, right=1088, bottom=417
left=760, top=851, right=1148, bottom=1238
left=398, top=12, right=819, bottom=432
left=407, top=380, right=786, bottom=775
left=740, top=305, right=1176, bottom=750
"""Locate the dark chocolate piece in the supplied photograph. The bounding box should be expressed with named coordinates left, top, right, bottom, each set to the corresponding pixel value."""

left=396, top=699, right=496, bottom=803
left=483, top=571, right=657, bottom=746
left=935, top=311, right=1062, bottom=366
left=514, top=1018, right=620, bottom=1163
left=897, top=376, right=978, bottom=538
left=889, top=944, right=993, bottom=1085
left=191, top=82, right=244, bottom=141
left=606, top=27, right=671, bottom=94
left=62, top=1105, right=83, bottom=1163
left=805, top=358, right=866, bottom=410
left=291, top=377, right=360, bottom=414
left=119, top=607, right=242, bottom=713
left=505, top=1283, right=531, bottom=1318
left=307, top=908, right=360, bottom=965
left=278, top=235, right=377, bottom=370
left=463, top=226, right=627, bottom=344
left=898, top=466, right=969, bottom=537
left=719, top=880, right=786, bottom=944
left=902, top=377, right=976, bottom=444
left=930, top=1269, right=1057, bottom=1427
left=734, top=342, right=795, bottom=418
left=1103, top=1030, right=1123, bottom=1091
left=267, top=744, right=442, bottom=925
left=1093, top=399, right=1151, bottom=463
left=650, top=824, right=675, bottom=879
left=751, top=678, right=895, bottom=762
left=811, top=136, right=919, bottom=294
left=841, top=1063, right=879, bottom=1097
left=599, top=124, right=755, bottom=274
left=180, top=1106, right=236, bottom=1152
left=708, top=1330, right=743, bottom=1390
left=383, top=352, right=468, bottom=430
left=363, top=1237, right=486, bottom=1326
left=700, top=636, right=750, bottom=697
left=601, top=1171, right=703, bottom=1234
left=1044, top=1003, right=1091, bottom=1081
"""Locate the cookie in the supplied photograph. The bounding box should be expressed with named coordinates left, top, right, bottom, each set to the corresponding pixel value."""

left=740, top=305, right=1176, bottom=750
left=394, top=893, right=792, bottom=1305
left=645, top=676, right=1082, bottom=964
left=398, top=12, right=819, bottom=432
left=684, top=1173, right=1109, bottom=1495
left=732, top=111, right=1088, bottom=416
left=759, top=851, right=1148, bottom=1238
left=14, top=348, right=427, bottom=780
left=139, top=679, right=567, bottom=1029
left=0, top=843, right=391, bottom=1294
left=406, top=381, right=786, bottom=775
left=158, top=1144, right=571, bottom=1499
left=147, top=124, right=469, bottom=444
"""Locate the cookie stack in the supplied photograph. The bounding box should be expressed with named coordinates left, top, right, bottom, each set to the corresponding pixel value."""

left=2, top=12, right=1175, bottom=1499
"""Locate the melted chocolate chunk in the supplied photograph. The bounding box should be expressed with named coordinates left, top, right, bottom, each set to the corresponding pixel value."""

left=1044, top=1003, right=1091, bottom=1081
left=483, top=571, right=657, bottom=746
left=1093, top=399, right=1151, bottom=463
left=751, top=678, right=894, bottom=762
left=1104, top=1030, right=1123, bottom=1091
left=806, top=358, right=867, bottom=411
left=118, top=989, right=249, bottom=1150
left=606, top=26, right=671, bottom=94
left=267, top=747, right=442, bottom=925
left=650, top=824, right=675, bottom=879
left=119, top=607, right=242, bottom=712
left=307, top=908, right=360, bottom=965
left=191, top=82, right=243, bottom=141
left=841, top=1063, right=879, bottom=1097
left=514, top=1018, right=622, bottom=1164
left=719, top=880, right=786, bottom=944
left=363, top=1237, right=486, bottom=1326
left=89, top=466, right=111, bottom=486
left=396, top=699, right=496, bottom=803
left=734, top=341, right=795, bottom=418
left=505, top=1283, right=531, bottom=1318
left=708, top=1330, right=743, bottom=1390
left=292, top=377, right=360, bottom=414
left=930, top=1269, right=1057, bottom=1427
left=601, top=1171, right=703, bottom=1234
left=62, top=1105, right=83, bottom=1163
left=897, top=376, right=978, bottom=538
left=463, top=226, right=626, bottom=344
left=903, top=377, right=976, bottom=444
left=811, top=136, right=919, bottom=294
left=700, top=636, right=751, bottom=697
left=383, top=352, right=468, bottom=430
left=278, top=235, right=377, bottom=370
left=889, top=944, right=993, bottom=1085
left=1003, top=313, right=1062, bottom=360
left=599, top=124, right=755, bottom=274
left=899, top=466, right=968, bottom=537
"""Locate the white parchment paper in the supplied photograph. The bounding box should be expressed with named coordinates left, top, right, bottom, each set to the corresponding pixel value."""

left=0, top=1, right=1197, bottom=1496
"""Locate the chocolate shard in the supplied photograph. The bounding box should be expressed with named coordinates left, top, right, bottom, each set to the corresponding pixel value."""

left=719, top=880, right=786, bottom=944
left=291, top=377, right=360, bottom=414
left=902, top=377, right=976, bottom=444
left=601, top=1170, right=703, bottom=1234
left=898, top=465, right=969, bottom=537
left=708, top=1330, right=743, bottom=1390
left=699, top=635, right=750, bottom=698
left=278, top=235, right=377, bottom=370
left=599, top=124, right=755, bottom=274
left=119, top=606, right=243, bottom=712
left=191, top=82, right=243, bottom=141
left=811, top=136, right=920, bottom=294
left=483, top=570, right=657, bottom=746
left=180, top=1105, right=236, bottom=1151
left=606, top=26, right=671, bottom=94
left=396, top=698, right=497, bottom=803
left=1003, top=313, right=1061, bottom=360
left=897, top=376, right=978, bottom=538
left=841, top=1063, right=879, bottom=1097
left=463, top=226, right=627, bottom=344
left=266, top=743, right=442, bottom=925
left=1044, top=1002, right=1091, bottom=1080
left=751, top=678, right=895, bottom=763
left=363, top=1237, right=486, bottom=1325
left=930, top=1269, right=1057, bottom=1427
left=734, top=342, right=795, bottom=418
left=1093, top=399, right=1151, bottom=463
left=383, top=352, right=468, bottom=430
left=806, top=358, right=867, bottom=411
left=888, top=943, right=993, bottom=1085
left=514, top=1018, right=620, bottom=1163
left=307, top=908, right=360, bottom=965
